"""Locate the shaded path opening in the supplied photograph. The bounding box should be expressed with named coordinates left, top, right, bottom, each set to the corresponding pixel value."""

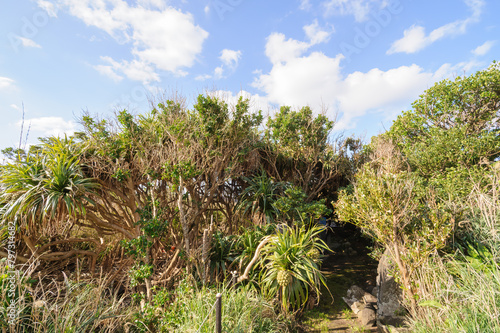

left=300, top=223, right=379, bottom=333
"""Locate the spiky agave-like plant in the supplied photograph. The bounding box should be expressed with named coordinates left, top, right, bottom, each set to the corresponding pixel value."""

left=259, top=224, right=328, bottom=312
left=0, top=136, right=98, bottom=240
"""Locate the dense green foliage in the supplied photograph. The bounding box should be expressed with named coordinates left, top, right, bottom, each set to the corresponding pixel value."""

left=410, top=170, right=500, bottom=332
left=384, top=61, right=500, bottom=198
left=4, top=59, right=498, bottom=332
left=338, top=62, right=500, bottom=321
left=1, top=92, right=355, bottom=331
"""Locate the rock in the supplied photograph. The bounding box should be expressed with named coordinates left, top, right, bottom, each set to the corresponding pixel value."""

left=378, top=315, right=407, bottom=327
left=329, top=241, right=341, bottom=250
left=351, top=301, right=365, bottom=314
left=363, top=292, right=377, bottom=304
left=376, top=250, right=404, bottom=319
left=358, top=307, right=377, bottom=326
left=377, top=320, right=411, bottom=333
left=343, top=285, right=366, bottom=307
left=371, top=286, right=378, bottom=297
left=343, top=284, right=380, bottom=316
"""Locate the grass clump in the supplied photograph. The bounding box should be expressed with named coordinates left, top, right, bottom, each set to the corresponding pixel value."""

left=155, top=279, right=295, bottom=333
left=0, top=268, right=133, bottom=333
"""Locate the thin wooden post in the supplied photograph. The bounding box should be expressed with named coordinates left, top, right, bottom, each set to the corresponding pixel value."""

left=215, top=293, right=222, bottom=333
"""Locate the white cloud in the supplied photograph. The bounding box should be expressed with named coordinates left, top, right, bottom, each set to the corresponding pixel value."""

left=387, top=25, right=427, bottom=54
left=0, top=77, right=15, bottom=90
left=439, top=60, right=483, bottom=76
left=10, top=104, right=21, bottom=111
left=253, top=52, right=345, bottom=110
left=18, top=37, right=42, bottom=49
left=196, top=49, right=242, bottom=80
left=265, top=33, right=310, bottom=65
left=322, top=0, right=389, bottom=22
left=137, top=0, right=167, bottom=9
left=53, top=0, right=208, bottom=81
left=37, top=0, right=58, bottom=17
left=94, top=64, right=124, bottom=82
left=388, top=0, right=485, bottom=54
left=195, top=74, right=212, bottom=81
left=304, top=19, right=332, bottom=45
left=214, top=66, right=224, bottom=79
left=336, top=65, right=445, bottom=128
left=19, top=117, right=76, bottom=137
left=472, top=40, right=495, bottom=56
left=209, top=90, right=272, bottom=116
left=253, top=31, right=469, bottom=131
left=299, top=0, right=311, bottom=11
left=220, top=49, right=242, bottom=68
left=265, top=21, right=331, bottom=66
left=96, top=56, right=161, bottom=84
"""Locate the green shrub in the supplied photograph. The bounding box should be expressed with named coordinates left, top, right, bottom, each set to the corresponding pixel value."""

left=410, top=168, right=500, bottom=332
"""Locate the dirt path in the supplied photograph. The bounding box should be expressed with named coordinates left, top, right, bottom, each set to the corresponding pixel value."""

left=300, top=225, right=379, bottom=333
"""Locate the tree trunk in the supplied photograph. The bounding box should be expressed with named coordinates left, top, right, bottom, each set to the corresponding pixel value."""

left=238, top=236, right=271, bottom=283
left=178, top=176, right=190, bottom=253
left=390, top=242, right=416, bottom=314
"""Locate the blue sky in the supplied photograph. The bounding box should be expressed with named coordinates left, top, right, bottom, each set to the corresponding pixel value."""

left=0, top=0, right=498, bottom=151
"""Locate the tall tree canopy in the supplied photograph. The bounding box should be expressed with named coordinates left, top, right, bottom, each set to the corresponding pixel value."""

left=0, top=93, right=357, bottom=276
left=385, top=61, right=500, bottom=177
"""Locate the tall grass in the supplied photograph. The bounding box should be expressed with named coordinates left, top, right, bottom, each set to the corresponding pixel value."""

left=1, top=265, right=296, bottom=333
left=0, top=267, right=134, bottom=333
left=158, top=280, right=295, bottom=333
left=410, top=254, right=500, bottom=332
left=410, top=169, right=500, bottom=333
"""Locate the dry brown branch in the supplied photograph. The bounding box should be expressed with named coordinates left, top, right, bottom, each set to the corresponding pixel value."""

left=156, top=248, right=180, bottom=282
left=0, top=250, right=29, bottom=263
left=152, top=267, right=182, bottom=286
left=34, top=238, right=101, bottom=255
left=38, top=250, right=96, bottom=262
left=237, top=235, right=271, bottom=283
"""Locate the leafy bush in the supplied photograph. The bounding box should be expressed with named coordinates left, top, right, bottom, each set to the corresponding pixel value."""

left=385, top=61, right=500, bottom=178
left=209, top=231, right=237, bottom=282
left=274, top=185, right=331, bottom=226
left=336, top=140, right=455, bottom=312
left=409, top=166, right=500, bottom=332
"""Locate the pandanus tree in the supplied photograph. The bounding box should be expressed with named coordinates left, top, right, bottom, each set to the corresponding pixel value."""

left=0, top=91, right=359, bottom=300
left=237, top=170, right=282, bottom=225
left=259, top=224, right=329, bottom=312
left=0, top=137, right=100, bottom=266
left=0, top=94, right=266, bottom=276
left=78, top=94, right=263, bottom=257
